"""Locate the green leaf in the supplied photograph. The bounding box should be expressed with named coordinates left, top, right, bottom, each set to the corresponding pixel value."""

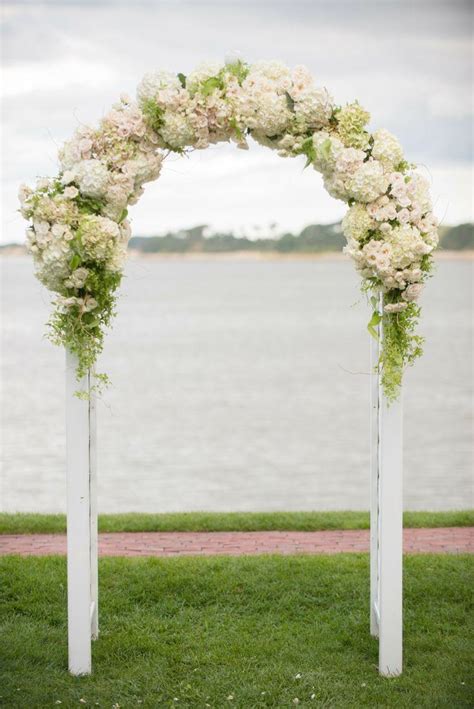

left=225, top=60, right=249, bottom=84
left=301, top=137, right=315, bottom=169
left=201, top=76, right=223, bottom=97
left=320, top=138, right=332, bottom=162
left=367, top=310, right=382, bottom=340
left=142, top=98, right=164, bottom=132
left=229, top=117, right=243, bottom=141
left=118, top=208, right=128, bottom=223
left=69, top=254, right=81, bottom=270
left=285, top=91, right=295, bottom=111
left=177, top=73, right=186, bottom=88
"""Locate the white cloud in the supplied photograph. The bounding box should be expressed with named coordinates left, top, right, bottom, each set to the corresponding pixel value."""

left=1, top=59, right=117, bottom=98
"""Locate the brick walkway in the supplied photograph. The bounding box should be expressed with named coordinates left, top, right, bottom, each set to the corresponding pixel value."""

left=0, top=527, right=472, bottom=557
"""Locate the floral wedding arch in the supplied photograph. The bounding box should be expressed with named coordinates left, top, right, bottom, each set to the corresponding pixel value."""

left=20, top=58, right=438, bottom=678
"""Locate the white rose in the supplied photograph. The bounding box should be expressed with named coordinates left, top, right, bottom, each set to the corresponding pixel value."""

left=61, top=171, right=76, bottom=185
left=384, top=302, right=408, bottom=313
left=64, top=186, right=79, bottom=199
left=402, top=283, right=423, bottom=302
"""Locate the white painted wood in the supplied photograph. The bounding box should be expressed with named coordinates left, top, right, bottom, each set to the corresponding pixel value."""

left=66, top=349, right=92, bottom=675
left=370, top=320, right=380, bottom=637
left=373, top=600, right=380, bottom=627
left=89, top=373, right=99, bottom=640
left=377, top=318, right=403, bottom=677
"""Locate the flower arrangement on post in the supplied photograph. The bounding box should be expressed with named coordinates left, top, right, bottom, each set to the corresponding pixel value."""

left=19, top=58, right=438, bottom=400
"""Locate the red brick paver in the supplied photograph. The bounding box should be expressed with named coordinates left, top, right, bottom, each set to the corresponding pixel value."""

left=0, top=527, right=472, bottom=557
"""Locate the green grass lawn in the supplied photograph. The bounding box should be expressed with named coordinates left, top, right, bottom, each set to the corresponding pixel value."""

left=1, top=510, right=472, bottom=534
left=0, top=554, right=472, bottom=708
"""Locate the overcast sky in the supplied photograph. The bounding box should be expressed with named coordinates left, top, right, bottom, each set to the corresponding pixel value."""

left=1, top=0, right=472, bottom=243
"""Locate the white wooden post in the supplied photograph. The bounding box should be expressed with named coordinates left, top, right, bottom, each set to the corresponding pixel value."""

left=369, top=328, right=380, bottom=638
left=66, top=350, right=98, bottom=675
left=369, top=296, right=403, bottom=677
left=89, top=375, right=99, bottom=640
left=378, top=366, right=403, bottom=676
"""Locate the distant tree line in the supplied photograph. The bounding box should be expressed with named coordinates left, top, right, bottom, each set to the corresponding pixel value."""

left=129, top=223, right=346, bottom=254
left=1, top=222, right=473, bottom=254
left=128, top=222, right=474, bottom=254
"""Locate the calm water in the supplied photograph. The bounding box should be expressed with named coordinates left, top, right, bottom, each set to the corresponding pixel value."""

left=1, top=256, right=472, bottom=513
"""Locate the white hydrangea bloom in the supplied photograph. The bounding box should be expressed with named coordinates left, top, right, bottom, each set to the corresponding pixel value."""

left=74, top=159, right=110, bottom=198
left=371, top=129, right=404, bottom=168
left=323, top=171, right=350, bottom=201
left=122, top=152, right=163, bottom=187
left=342, top=204, right=374, bottom=241
left=293, top=86, right=333, bottom=129
left=245, top=61, right=292, bottom=93
left=276, top=133, right=304, bottom=157
left=348, top=160, right=389, bottom=202
left=136, top=71, right=182, bottom=104
left=59, top=141, right=82, bottom=170
left=312, top=132, right=344, bottom=173
left=335, top=147, right=366, bottom=175
left=290, top=65, right=314, bottom=95
left=159, top=112, right=195, bottom=149
left=406, top=173, right=432, bottom=213
left=107, top=220, right=132, bottom=272
left=79, top=215, right=120, bottom=261
left=238, top=90, right=292, bottom=137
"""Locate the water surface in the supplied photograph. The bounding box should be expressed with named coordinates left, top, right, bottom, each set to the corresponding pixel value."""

left=1, top=256, right=472, bottom=512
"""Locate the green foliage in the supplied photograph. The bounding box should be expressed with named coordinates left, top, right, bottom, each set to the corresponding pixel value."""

left=229, top=116, right=244, bottom=141
left=200, top=75, right=225, bottom=97
left=1, top=555, right=472, bottom=707
left=141, top=97, right=165, bottom=133
left=177, top=72, right=186, bottom=88
left=367, top=311, right=382, bottom=339
left=299, top=136, right=316, bottom=167
left=118, top=207, right=128, bottom=223
left=48, top=263, right=122, bottom=393
left=224, top=59, right=250, bottom=84
left=379, top=297, right=424, bottom=402
left=75, top=194, right=105, bottom=215
left=68, top=253, right=81, bottom=270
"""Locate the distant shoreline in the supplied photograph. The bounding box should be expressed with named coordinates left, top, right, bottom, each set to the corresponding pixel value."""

left=127, top=249, right=474, bottom=262
left=1, top=248, right=473, bottom=262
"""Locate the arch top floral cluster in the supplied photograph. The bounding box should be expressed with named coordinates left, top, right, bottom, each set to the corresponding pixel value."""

left=19, top=58, right=438, bottom=399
